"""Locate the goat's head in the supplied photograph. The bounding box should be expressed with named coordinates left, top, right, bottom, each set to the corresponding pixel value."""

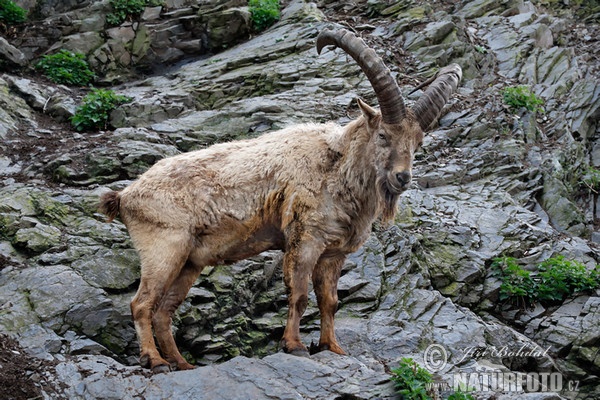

left=317, top=28, right=462, bottom=196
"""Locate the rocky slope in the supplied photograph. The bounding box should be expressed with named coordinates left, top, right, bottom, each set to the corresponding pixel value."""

left=0, top=0, right=599, bottom=399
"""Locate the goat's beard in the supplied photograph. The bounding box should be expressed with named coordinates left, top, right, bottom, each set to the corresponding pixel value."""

left=376, top=175, right=400, bottom=223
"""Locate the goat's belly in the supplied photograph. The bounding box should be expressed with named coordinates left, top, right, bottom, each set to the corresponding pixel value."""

left=196, top=223, right=285, bottom=265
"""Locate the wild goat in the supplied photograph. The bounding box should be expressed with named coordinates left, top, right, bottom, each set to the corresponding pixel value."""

left=100, top=27, right=462, bottom=373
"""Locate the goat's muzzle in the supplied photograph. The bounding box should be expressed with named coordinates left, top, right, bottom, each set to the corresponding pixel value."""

left=386, top=170, right=412, bottom=194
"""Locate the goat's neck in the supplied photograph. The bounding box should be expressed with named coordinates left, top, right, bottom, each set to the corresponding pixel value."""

left=339, top=116, right=378, bottom=195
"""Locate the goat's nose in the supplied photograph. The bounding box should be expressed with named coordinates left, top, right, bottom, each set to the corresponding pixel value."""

left=396, top=171, right=412, bottom=187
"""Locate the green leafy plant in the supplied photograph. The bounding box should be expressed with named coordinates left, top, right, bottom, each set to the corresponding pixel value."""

left=447, top=390, right=475, bottom=400
left=71, top=88, right=132, bottom=132
left=492, top=256, right=537, bottom=307
left=0, top=0, right=26, bottom=25
left=474, top=45, right=487, bottom=54
left=502, top=85, right=544, bottom=113
left=390, top=358, right=434, bottom=400
left=35, top=50, right=95, bottom=86
left=107, top=0, right=162, bottom=25
left=537, top=256, right=600, bottom=302
left=390, top=358, right=476, bottom=400
left=492, top=256, right=600, bottom=307
left=249, top=0, right=280, bottom=32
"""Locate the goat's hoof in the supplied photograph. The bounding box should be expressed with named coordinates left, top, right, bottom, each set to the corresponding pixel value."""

left=326, top=344, right=346, bottom=355
left=289, top=348, right=311, bottom=358
left=139, top=354, right=151, bottom=369
left=175, top=361, right=196, bottom=371
left=309, top=341, right=346, bottom=355
left=152, top=363, right=172, bottom=374
left=281, top=338, right=309, bottom=357
left=309, top=341, right=322, bottom=355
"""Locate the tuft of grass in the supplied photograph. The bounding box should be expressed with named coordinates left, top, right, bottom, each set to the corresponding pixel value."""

left=249, top=0, right=280, bottom=32
left=35, top=50, right=95, bottom=86
left=502, top=85, right=544, bottom=113
left=0, top=0, right=26, bottom=25
left=71, top=88, right=132, bottom=132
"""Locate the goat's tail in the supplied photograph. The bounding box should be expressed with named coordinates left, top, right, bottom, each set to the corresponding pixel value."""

left=99, top=191, right=121, bottom=222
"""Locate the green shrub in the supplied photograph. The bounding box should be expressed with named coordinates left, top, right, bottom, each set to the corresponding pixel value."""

left=0, top=0, right=26, bottom=25
left=390, top=358, right=434, bottom=400
left=492, top=256, right=537, bottom=307
left=35, top=50, right=95, bottom=86
left=71, top=88, right=132, bottom=132
left=447, top=390, right=475, bottom=400
left=492, top=256, right=600, bottom=307
left=249, top=0, right=280, bottom=32
left=390, top=358, right=476, bottom=400
left=502, top=85, right=544, bottom=113
left=537, top=256, right=600, bottom=302
left=107, top=0, right=162, bottom=26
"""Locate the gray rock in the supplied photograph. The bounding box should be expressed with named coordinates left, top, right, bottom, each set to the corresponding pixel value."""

left=56, top=31, right=104, bottom=55
left=200, top=6, right=251, bottom=51
left=5, top=76, right=53, bottom=110
left=0, top=36, right=27, bottom=66
left=14, top=223, right=62, bottom=253
left=50, top=352, right=394, bottom=399
left=71, top=248, right=140, bottom=290
left=142, top=6, right=162, bottom=21
left=1, top=0, right=600, bottom=398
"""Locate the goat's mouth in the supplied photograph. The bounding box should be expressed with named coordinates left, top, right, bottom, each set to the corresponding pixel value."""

left=385, top=172, right=411, bottom=195
left=385, top=181, right=406, bottom=195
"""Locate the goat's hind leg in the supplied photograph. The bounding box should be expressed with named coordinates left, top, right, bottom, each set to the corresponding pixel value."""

left=153, top=259, right=205, bottom=371
left=129, top=228, right=191, bottom=373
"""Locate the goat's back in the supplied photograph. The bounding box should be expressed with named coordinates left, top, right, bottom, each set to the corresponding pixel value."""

left=118, top=122, right=344, bottom=231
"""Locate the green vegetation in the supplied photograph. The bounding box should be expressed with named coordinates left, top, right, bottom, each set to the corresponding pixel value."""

left=390, top=358, right=474, bottom=400
left=107, top=0, right=162, bottom=26
left=71, top=88, right=132, bottom=132
left=35, top=50, right=95, bottom=86
left=391, top=358, right=434, bottom=400
left=447, top=390, right=475, bottom=400
left=0, top=0, right=26, bottom=25
left=492, top=256, right=600, bottom=307
left=492, top=256, right=536, bottom=307
left=249, top=0, right=280, bottom=32
left=502, top=85, right=544, bottom=113
left=581, top=167, right=600, bottom=193
left=537, top=256, right=600, bottom=301
left=534, top=0, right=599, bottom=23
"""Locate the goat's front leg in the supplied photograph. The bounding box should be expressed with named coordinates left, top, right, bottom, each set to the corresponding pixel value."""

left=312, top=255, right=346, bottom=355
left=281, top=230, right=326, bottom=356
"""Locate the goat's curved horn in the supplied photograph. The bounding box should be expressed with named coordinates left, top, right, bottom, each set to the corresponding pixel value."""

left=317, top=28, right=406, bottom=125
left=411, top=64, right=462, bottom=130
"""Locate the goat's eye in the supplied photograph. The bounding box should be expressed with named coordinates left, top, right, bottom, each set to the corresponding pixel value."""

left=378, top=133, right=386, bottom=141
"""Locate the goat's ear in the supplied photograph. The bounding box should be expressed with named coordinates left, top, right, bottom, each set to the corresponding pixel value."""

left=357, top=98, right=379, bottom=126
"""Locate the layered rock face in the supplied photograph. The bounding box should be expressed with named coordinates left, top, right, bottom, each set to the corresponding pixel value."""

left=0, top=0, right=599, bottom=399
